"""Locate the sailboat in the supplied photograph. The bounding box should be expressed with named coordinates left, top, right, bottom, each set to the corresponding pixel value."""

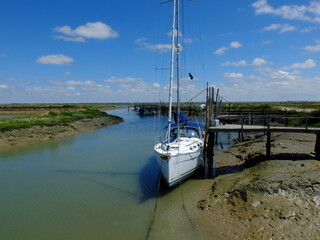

left=153, top=0, right=205, bottom=187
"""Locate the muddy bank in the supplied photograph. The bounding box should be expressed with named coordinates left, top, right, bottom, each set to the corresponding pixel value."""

left=0, top=114, right=123, bottom=152
left=195, top=132, right=320, bottom=239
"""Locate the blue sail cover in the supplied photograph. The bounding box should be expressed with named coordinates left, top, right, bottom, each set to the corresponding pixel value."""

left=174, top=112, right=189, bottom=125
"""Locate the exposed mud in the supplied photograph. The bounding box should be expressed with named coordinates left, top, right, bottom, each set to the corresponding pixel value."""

left=195, top=132, right=320, bottom=239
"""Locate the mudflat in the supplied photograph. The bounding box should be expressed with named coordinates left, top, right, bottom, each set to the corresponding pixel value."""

left=193, top=132, right=320, bottom=239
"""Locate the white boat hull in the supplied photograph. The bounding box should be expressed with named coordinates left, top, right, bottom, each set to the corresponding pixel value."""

left=154, top=138, right=204, bottom=187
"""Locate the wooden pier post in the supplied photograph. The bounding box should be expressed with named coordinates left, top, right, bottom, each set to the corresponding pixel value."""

left=266, top=132, right=271, bottom=160
left=240, top=113, right=244, bottom=142
left=315, top=133, right=320, bottom=160
left=206, top=132, right=215, bottom=178
left=266, top=115, right=271, bottom=159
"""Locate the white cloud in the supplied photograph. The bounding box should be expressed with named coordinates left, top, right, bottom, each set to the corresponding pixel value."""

left=223, top=72, right=244, bottom=79
left=135, top=38, right=171, bottom=53
left=268, top=70, right=300, bottom=80
left=50, top=80, right=96, bottom=86
left=262, top=23, right=297, bottom=33
left=104, top=76, right=141, bottom=84
left=54, top=35, right=85, bottom=42
left=167, top=29, right=182, bottom=37
left=0, top=85, right=9, bottom=89
left=301, top=26, right=316, bottom=33
left=216, top=66, right=320, bottom=101
left=283, top=59, right=316, bottom=69
left=261, top=40, right=272, bottom=45
left=25, top=87, right=79, bottom=98
left=252, top=58, right=269, bottom=66
left=152, top=83, right=161, bottom=88
left=54, top=22, right=119, bottom=42
left=304, top=41, right=320, bottom=52
left=215, top=41, right=242, bottom=55
left=145, top=44, right=172, bottom=52
left=221, top=58, right=270, bottom=67
left=214, top=46, right=228, bottom=55
left=230, top=41, right=242, bottom=48
left=135, top=38, right=147, bottom=44
left=81, top=85, right=112, bottom=94
left=221, top=60, right=248, bottom=66
left=36, top=54, right=74, bottom=66
left=252, top=0, right=320, bottom=23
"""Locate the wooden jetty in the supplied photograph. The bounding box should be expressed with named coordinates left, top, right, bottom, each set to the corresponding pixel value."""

left=204, top=86, right=320, bottom=173
left=209, top=124, right=320, bottom=134
left=207, top=124, right=320, bottom=159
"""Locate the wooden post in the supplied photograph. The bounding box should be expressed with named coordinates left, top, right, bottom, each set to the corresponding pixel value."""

left=266, top=132, right=271, bottom=160
left=266, top=115, right=271, bottom=159
left=305, top=114, right=308, bottom=131
left=315, top=133, right=320, bottom=160
left=206, top=132, right=215, bottom=178
left=211, top=88, right=215, bottom=119
left=215, top=89, right=219, bottom=118
left=215, top=133, right=218, bottom=145
left=240, top=112, right=244, bottom=142
left=205, top=83, right=209, bottom=128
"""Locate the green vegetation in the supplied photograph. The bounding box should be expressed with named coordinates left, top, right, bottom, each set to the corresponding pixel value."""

left=221, top=102, right=320, bottom=128
left=0, top=109, right=107, bottom=131
left=283, top=110, right=320, bottom=128
left=0, top=103, right=118, bottom=111
left=224, top=102, right=320, bottom=113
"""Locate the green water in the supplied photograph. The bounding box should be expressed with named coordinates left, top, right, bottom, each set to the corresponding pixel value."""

left=0, top=109, right=222, bottom=240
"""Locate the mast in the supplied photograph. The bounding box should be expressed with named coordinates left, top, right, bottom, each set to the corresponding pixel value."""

left=176, top=0, right=181, bottom=140
left=167, top=0, right=177, bottom=142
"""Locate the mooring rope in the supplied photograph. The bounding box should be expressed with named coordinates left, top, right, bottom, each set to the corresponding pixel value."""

left=175, top=150, right=198, bottom=235
left=145, top=171, right=162, bottom=240
left=178, top=180, right=198, bottom=233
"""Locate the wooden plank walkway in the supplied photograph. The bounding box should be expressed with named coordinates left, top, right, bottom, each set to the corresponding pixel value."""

left=208, top=124, right=320, bottom=134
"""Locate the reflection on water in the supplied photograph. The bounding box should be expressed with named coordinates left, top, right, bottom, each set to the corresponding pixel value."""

left=0, top=108, right=226, bottom=240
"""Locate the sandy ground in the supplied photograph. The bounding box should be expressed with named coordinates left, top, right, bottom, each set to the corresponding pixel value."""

left=190, top=132, right=320, bottom=240
left=0, top=114, right=123, bottom=152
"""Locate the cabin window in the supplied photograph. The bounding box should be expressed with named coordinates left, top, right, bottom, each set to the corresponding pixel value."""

left=186, top=128, right=200, bottom=138
left=169, top=127, right=200, bottom=139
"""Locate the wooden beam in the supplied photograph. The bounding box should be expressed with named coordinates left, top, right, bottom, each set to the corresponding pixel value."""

left=315, top=133, right=320, bottom=160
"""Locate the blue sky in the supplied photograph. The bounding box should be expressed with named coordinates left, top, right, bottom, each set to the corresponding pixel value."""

left=0, top=0, right=319, bottom=103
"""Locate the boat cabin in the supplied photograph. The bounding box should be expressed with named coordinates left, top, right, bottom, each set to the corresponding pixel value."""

left=166, top=123, right=205, bottom=141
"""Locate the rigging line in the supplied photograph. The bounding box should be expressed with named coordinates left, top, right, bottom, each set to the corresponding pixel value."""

left=186, top=88, right=206, bottom=103
left=160, top=0, right=173, bottom=4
